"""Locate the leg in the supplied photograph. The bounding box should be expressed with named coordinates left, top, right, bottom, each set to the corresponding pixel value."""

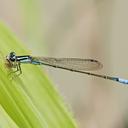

left=8, top=62, right=22, bottom=79
left=16, top=62, right=22, bottom=76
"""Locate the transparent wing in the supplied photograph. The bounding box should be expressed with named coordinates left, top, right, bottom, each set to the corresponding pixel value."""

left=31, top=57, right=103, bottom=71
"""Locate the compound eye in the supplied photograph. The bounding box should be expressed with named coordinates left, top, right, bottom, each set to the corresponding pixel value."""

left=9, top=52, right=16, bottom=61
left=10, top=52, right=16, bottom=57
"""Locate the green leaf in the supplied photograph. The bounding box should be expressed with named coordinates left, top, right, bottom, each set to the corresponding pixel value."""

left=0, top=22, right=78, bottom=128
left=0, top=105, right=19, bottom=128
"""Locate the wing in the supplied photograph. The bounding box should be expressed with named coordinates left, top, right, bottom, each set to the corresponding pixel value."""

left=31, top=57, right=103, bottom=71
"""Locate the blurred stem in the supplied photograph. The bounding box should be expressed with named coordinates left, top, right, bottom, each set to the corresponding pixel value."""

left=19, top=0, right=45, bottom=53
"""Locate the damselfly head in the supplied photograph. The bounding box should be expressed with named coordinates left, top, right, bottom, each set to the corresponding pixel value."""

left=6, top=52, right=16, bottom=62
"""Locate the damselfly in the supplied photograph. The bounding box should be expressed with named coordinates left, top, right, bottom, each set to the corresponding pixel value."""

left=6, top=52, right=128, bottom=85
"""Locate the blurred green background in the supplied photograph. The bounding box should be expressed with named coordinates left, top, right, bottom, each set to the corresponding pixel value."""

left=1, top=0, right=128, bottom=127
